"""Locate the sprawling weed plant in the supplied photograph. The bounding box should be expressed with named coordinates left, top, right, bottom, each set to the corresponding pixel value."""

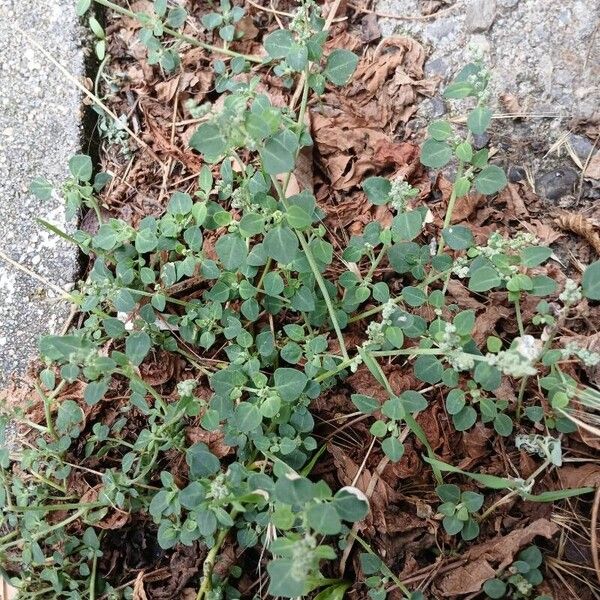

left=3, top=1, right=600, bottom=598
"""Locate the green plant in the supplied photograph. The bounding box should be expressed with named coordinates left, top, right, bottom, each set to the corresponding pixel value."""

left=7, top=2, right=600, bottom=598
left=436, top=483, right=483, bottom=541
left=483, top=545, right=551, bottom=599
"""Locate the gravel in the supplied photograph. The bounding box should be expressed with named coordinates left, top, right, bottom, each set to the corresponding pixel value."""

left=0, top=0, right=83, bottom=385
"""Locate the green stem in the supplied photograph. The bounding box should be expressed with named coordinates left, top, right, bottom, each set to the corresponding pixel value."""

left=271, top=177, right=350, bottom=361
left=1, top=507, right=89, bottom=551
left=351, top=533, right=410, bottom=596
left=195, top=514, right=237, bottom=600
left=92, top=0, right=262, bottom=63
left=363, top=243, right=389, bottom=283
left=514, top=297, right=525, bottom=337
left=437, top=163, right=464, bottom=255
left=89, top=549, right=99, bottom=600
left=348, top=268, right=452, bottom=323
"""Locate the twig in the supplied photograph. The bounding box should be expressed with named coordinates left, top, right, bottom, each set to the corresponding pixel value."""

left=592, top=487, right=600, bottom=585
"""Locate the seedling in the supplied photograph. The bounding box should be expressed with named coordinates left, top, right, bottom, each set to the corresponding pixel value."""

left=436, top=484, right=483, bottom=541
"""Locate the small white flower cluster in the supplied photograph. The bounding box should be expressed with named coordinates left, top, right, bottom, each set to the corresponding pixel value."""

left=177, top=379, right=197, bottom=399
left=451, top=256, right=470, bottom=278
left=230, top=186, right=259, bottom=212
left=365, top=321, right=386, bottom=347
left=291, top=534, right=317, bottom=579
left=478, top=231, right=539, bottom=259
left=363, top=301, right=396, bottom=348
left=388, top=176, right=418, bottom=213
left=466, top=61, right=491, bottom=101
left=438, top=323, right=475, bottom=371
left=562, top=342, right=600, bottom=367
left=486, top=346, right=538, bottom=378
left=448, top=350, right=475, bottom=371
left=515, top=434, right=562, bottom=466
left=290, top=0, right=319, bottom=41
left=207, top=473, right=229, bottom=501
left=558, top=278, right=583, bottom=306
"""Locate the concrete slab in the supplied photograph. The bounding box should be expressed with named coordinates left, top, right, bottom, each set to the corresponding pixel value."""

left=0, top=1, right=83, bottom=385
left=376, top=0, right=599, bottom=119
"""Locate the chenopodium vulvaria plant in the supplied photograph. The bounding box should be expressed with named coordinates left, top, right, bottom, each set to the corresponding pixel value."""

left=5, top=1, right=600, bottom=598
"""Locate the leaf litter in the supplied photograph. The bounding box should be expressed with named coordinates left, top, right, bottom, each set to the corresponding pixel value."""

left=3, top=1, right=600, bottom=598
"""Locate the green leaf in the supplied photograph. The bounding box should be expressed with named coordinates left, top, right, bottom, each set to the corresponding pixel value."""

left=190, top=123, right=227, bottom=159
left=233, top=402, right=262, bottom=433
left=461, top=491, right=484, bottom=512
left=168, top=192, right=193, bottom=215
left=351, top=394, right=379, bottom=414
left=443, top=514, right=464, bottom=535
left=76, top=0, right=92, bottom=15
left=187, top=443, right=221, bottom=477
left=260, top=132, right=297, bottom=174
left=414, top=355, right=443, bottom=384
left=264, top=29, right=294, bottom=59
left=436, top=484, right=461, bottom=504
left=468, top=266, right=502, bottom=292
left=530, top=275, right=557, bottom=296
left=583, top=260, right=600, bottom=300
left=333, top=487, right=369, bottom=521
left=455, top=141, right=473, bottom=163
left=483, top=579, right=507, bottom=599
left=382, top=436, right=404, bottom=462
left=453, top=310, right=475, bottom=335
left=274, top=368, right=308, bottom=401
left=393, top=210, right=423, bottom=241
left=475, top=165, right=507, bottom=195
left=313, top=583, right=351, bottom=600
left=428, top=120, right=453, bottom=141
left=443, top=81, right=474, bottom=99
left=363, top=176, right=391, bottom=205
left=494, top=413, right=513, bottom=436
left=446, top=389, right=466, bottom=415
left=453, top=406, right=477, bottom=431
left=307, top=503, right=342, bottom=535
left=215, top=233, right=247, bottom=270
left=56, top=399, right=84, bottom=433
left=286, top=193, right=315, bottom=230
left=135, top=228, right=158, bottom=254
left=519, top=545, right=543, bottom=568
left=83, top=380, right=109, bottom=406
left=125, top=331, right=152, bottom=366
left=29, top=178, right=53, bottom=200
left=324, top=49, right=358, bottom=86
left=520, top=246, right=553, bottom=267
left=467, top=106, right=492, bottom=135
left=286, top=43, right=308, bottom=71
left=267, top=559, right=306, bottom=598
left=69, top=154, right=93, bottom=181
left=421, top=139, right=453, bottom=169
left=264, top=226, right=299, bottom=264
left=442, top=225, right=473, bottom=250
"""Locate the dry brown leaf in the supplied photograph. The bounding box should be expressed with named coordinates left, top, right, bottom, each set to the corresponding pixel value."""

left=437, top=518, right=558, bottom=595
left=558, top=463, right=600, bottom=488
left=133, top=572, right=148, bottom=600
left=437, top=558, right=496, bottom=596
left=554, top=212, right=600, bottom=255
left=584, top=153, right=600, bottom=180
left=500, top=92, right=522, bottom=115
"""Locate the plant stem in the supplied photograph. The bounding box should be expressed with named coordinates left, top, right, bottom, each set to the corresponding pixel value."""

left=92, top=0, right=262, bottom=63
left=363, top=243, right=389, bottom=283
left=271, top=177, right=350, bottom=361
left=514, top=297, right=525, bottom=337
left=195, top=515, right=236, bottom=600
left=1, top=507, right=89, bottom=551
left=298, top=230, right=350, bottom=361
left=437, top=163, right=464, bottom=255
